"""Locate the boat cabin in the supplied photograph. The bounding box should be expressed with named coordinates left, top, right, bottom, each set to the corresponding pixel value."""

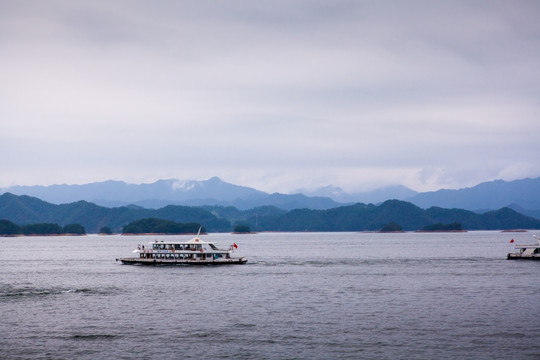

left=137, top=240, right=232, bottom=261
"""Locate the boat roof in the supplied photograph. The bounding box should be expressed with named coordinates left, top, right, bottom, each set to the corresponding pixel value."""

left=149, top=236, right=215, bottom=245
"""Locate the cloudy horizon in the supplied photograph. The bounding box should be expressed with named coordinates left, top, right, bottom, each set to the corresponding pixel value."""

left=2, top=1, right=539, bottom=194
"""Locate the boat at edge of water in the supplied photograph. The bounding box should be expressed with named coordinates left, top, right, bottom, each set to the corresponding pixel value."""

left=116, top=231, right=247, bottom=265
left=507, top=234, right=540, bottom=260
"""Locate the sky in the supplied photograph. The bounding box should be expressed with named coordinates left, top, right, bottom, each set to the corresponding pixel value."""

left=1, top=0, right=540, bottom=194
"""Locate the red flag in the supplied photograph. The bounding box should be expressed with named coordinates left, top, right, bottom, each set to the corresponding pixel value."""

left=233, top=243, right=238, bottom=249
left=510, top=239, right=514, bottom=243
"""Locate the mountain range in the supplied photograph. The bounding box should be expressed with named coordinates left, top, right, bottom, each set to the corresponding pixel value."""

left=2, top=192, right=540, bottom=234
left=2, top=176, right=540, bottom=216
left=0, top=177, right=341, bottom=210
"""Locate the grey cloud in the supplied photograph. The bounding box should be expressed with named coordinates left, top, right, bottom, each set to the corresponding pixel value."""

left=1, top=1, right=539, bottom=192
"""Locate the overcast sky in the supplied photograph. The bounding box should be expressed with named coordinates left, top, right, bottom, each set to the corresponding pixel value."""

left=1, top=0, right=539, bottom=193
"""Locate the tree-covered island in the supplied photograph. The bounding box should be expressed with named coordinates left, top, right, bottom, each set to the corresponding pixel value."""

left=418, top=222, right=464, bottom=232
left=0, top=220, right=86, bottom=236
left=233, top=224, right=253, bottom=233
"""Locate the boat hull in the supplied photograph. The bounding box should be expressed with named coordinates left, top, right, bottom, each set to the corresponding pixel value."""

left=507, top=253, right=540, bottom=260
left=117, top=257, right=248, bottom=265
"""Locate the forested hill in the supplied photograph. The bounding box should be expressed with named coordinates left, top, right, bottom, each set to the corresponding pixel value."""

left=252, top=200, right=540, bottom=231
left=0, top=193, right=230, bottom=233
left=1, top=193, right=540, bottom=234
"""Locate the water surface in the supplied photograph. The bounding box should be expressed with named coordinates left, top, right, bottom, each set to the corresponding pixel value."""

left=1, top=231, right=538, bottom=359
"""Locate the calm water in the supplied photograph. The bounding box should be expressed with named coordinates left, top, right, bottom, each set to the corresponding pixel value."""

left=1, top=231, right=539, bottom=359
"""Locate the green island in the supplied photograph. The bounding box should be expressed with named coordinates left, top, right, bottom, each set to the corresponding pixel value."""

left=379, top=222, right=404, bottom=233
left=0, top=220, right=86, bottom=236
left=418, top=222, right=464, bottom=232
left=99, top=226, right=114, bottom=235
left=233, top=224, right=253, bottom=234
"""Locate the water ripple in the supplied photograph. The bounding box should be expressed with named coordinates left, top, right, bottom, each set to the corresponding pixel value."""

left=71, top=334, right=119, bottom=341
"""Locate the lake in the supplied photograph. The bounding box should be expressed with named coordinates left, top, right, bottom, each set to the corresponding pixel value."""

left=1, top=231, right=539, bottom=359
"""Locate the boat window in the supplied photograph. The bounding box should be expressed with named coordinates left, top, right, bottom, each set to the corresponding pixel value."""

left=153, top=244, right=158, bottom=250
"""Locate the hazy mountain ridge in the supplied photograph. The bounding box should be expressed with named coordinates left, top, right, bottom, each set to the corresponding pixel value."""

left=405, top=178, right=540, bottom=210
left=0, top=177, right=340, bottom=211
left=2, top=176, right=540, bottom=214
left=303, top=184, right=419, bottom=204
left=2, top=177, right=266, bottom=205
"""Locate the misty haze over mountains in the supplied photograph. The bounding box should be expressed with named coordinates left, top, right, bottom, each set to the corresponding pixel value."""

left=2, top=177, right=540, bottom=216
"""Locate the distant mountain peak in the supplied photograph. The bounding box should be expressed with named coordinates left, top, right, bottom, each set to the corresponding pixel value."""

left=206, top=176, right=222, bottom=182
left=2, top=176, right=540, bottom=213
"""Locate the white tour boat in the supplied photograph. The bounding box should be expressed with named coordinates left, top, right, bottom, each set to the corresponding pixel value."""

left=116, top=233, right=247, bottom=265
left=507, top=234, right=540, bottom=260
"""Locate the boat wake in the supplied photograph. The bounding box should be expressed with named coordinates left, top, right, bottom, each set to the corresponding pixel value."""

left=0, top=285, right=118, bottom=300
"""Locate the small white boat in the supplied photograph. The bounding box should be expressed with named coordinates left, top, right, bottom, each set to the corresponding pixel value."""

left=507, top=234, right=540, bottom=260
left=116, top=232, right=247, bottom=265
